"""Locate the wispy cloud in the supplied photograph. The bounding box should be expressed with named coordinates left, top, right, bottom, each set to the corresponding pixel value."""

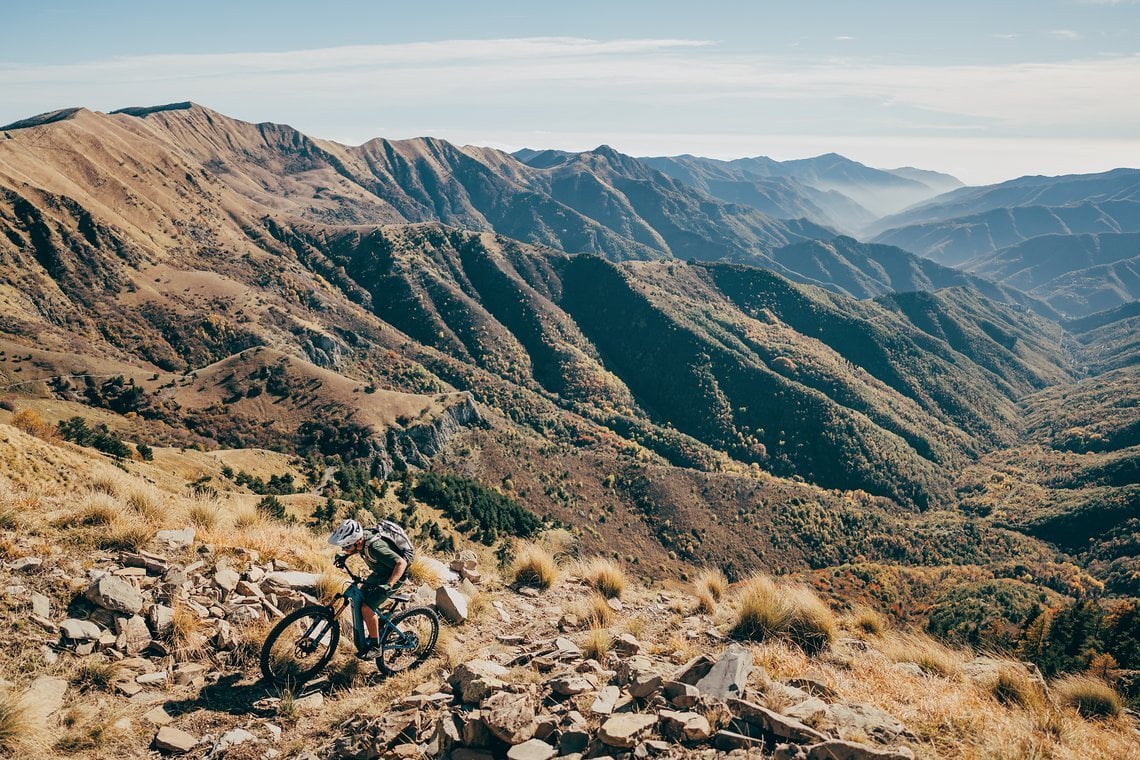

left=1050, top=29, right=1083, bottom=39
left=0, top=36, right=1136, bottom=182
left=834, top=36, right=856, bottom=41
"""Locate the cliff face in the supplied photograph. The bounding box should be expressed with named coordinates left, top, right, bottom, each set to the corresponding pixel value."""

left=382, top=393, right=482, bottom=475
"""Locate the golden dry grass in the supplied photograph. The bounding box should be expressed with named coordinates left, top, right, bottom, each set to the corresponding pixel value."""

left=989, top=667, right=1043, bottom=710
left=98, top=514, right=154, bottom=551
left=582, top=626, right=611, bottom=661
left=69, top=490, right=120, bottom=527
left=695, top=567, right=728, bottom=602
left=10, top=408, right=56, bottom=442
left=881, top=632, right=963, bottom=677
left=169, top=603, right=207, bottom=661
left=580, top=557, right=626, bottom=599
left=569, top=593, right=614, bottom=629
left=69, top=656, right=124, bottom=693
left=728, top=575, right=836, bottom=654
left=0, top=686, right=42, bottom=755
left=407, top=555, right=443, bottom=588
left=186, top=499, right=221, bottom=530
left=1052, top=674, right=1123, bottom=719
left=696, top=590, right=717, bottom=615
left=125, top=486, right=165, bottom=523
left=511, top=543, right=558, bottom=590
left=851, top=606, right=887, bottom=636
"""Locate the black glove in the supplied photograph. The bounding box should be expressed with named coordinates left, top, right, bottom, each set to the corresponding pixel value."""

left=333, top=554, right=347, bottom=569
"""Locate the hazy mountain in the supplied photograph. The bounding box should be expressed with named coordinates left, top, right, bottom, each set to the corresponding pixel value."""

left=871, top=200, right=1140, bottom=266
left=963, top=231, right=1140, bottom=317
left=766, top=236, right=1059, bottom=317
left=1064, top=301, right=1140, bottom=374
left=6, top=101, right=1140, bottom=602
left=637, top=152, right=961, bottom=233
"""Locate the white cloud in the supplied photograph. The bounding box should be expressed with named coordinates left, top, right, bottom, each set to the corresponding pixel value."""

left=1050, top=29, right=1083, bottom=39
left=834, top=36, right=856, bottom=41
left=0, top=37, right=1136, bottom=183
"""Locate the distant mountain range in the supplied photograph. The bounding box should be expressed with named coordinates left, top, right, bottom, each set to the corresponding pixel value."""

left=3, top=100, right=1139, bottom=596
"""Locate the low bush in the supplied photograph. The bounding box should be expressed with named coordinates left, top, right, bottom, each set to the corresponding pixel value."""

left=730, top=575, right=836, bottom=654
left=582, top=558, right=626, bottom=599
left=511, top=543, right=558, bottom=590
left=1052, top=674, right=1123, bottom=719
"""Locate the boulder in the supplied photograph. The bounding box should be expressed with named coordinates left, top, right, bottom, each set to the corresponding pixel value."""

left=450, top=660, right=510, bottom=704
left=60, top=618, right=102, bottom=641
left=10, top=557, right=43, bottom=572
left=436, top=586, right=469, bottom=624
left=154, top=726, right=198, bottom=754
left=482, top=691, right=538, bottom=745
left=262, top=571, right=322, bottom=593
left=599, top=713, right=657, bottom=748
left=549, top=675, right=592, bottom=696
left=805, top=740, right=916, bottom=760
left=85, top=575, right=144, bottom=615
left=658, top=709, right=713, bottom=742
left=613, top=633, right=641, bottom=655
left=695, top=643, right=752, bottom=700
left=784, top=698, right=829, bottom=725
left=206, top=727, right=258, bottom=759
left=506, top=738, right=557, bottom=760
left=664, top=680, right=700, bottom=709
left=24, top=676, right=67, bottom=721
left=673, top=653, right=716, bottom=685
left=149, top=604, right=174, bottom=638
left=30, top=591, right=50, bottom=618
left=727, top=698, right=830, bottom=745
left=590, top=684, right=620, bottom=715
left=213, top=567, right=240, bottom=592
left=823, top=703, right=913, bottom=743
left=154, top=527, right=196, bottom=549
left=115, top=614, right=152, bottom=655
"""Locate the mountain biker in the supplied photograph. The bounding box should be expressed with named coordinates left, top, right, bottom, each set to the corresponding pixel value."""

left=328, top=518, right=409, bottom=658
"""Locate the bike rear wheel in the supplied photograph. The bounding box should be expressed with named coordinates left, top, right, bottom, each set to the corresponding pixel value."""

left=260, top=605, right=340, bottom=686
left=378, top=606, right=440, bottom=675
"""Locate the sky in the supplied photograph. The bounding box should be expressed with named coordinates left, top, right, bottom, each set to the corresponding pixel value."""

left=1, top=0, right=1137, bottom=185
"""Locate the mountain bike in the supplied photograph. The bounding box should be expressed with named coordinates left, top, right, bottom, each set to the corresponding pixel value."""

left=259, top=563, right=440, bottom=686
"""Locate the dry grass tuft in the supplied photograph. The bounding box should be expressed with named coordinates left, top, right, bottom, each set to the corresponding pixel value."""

left=89, top=475, right=121, bottom=496
left=990, top=667, right=1041, bottom=709
left=1053, top=674, right=1123, bottom=719
left=881, top=632, right=963, bottom=677
left=126, top=487, right=165, bottom=523
left=71, top=491, right=120, bottom=527
left=69, top=657, right=124, bottom=692
left=696, top=590, right=717, bottom=615
left=570, top=593, right=614, bottom=629
left=186, top=499, right=221, bottom=530
left=851, top=606, right=887, bottom=636
left=581, top=557, right=626, bottom=599
left=408, top=555, right=443, bottom=588
left=695, top=568, right=728, bottom=602
left=229, top=618, right=275, bottom=670
left=729, top=575, right=836, bottom=654
left=98, top=515, right=153, bottom=551
left=169, top=603, right=207, bottom=660
left=582, top=626, right=611, bottom=661
left=511, top=543, right=558, bottom=590
left=537, top=527, right=577, bottom=559
left=54, top=704, right=127, bottom=753
left=315, top=571, right=345, bottom=604
left=435, top=626, right=463, bottom=670
left=0, top=687, right=42, bottom=755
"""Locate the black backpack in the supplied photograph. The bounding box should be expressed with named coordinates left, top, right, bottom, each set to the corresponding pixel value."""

left=370, top=519, right=415, bottom=565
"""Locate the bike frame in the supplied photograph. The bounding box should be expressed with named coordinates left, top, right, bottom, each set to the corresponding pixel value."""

left=314, top=571, right=414, bottom=655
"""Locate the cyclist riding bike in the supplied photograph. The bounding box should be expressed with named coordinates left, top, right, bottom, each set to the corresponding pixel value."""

left=328, top=518, right=409, bottom=659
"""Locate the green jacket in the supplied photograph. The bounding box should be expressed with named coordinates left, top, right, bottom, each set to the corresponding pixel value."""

left=360, top=530, right=402, bottom=578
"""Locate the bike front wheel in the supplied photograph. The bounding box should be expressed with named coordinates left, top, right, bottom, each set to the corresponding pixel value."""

left=378, top=606, right=440, bottom=675
left=260, top=605, right=340, bottom=687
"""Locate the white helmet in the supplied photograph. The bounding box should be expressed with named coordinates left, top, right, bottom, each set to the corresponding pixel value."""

left=327, top=518, right=363, bottom=547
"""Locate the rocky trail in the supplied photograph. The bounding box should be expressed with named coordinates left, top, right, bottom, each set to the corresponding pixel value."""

left=1, top=523, right=1024, bottom=760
